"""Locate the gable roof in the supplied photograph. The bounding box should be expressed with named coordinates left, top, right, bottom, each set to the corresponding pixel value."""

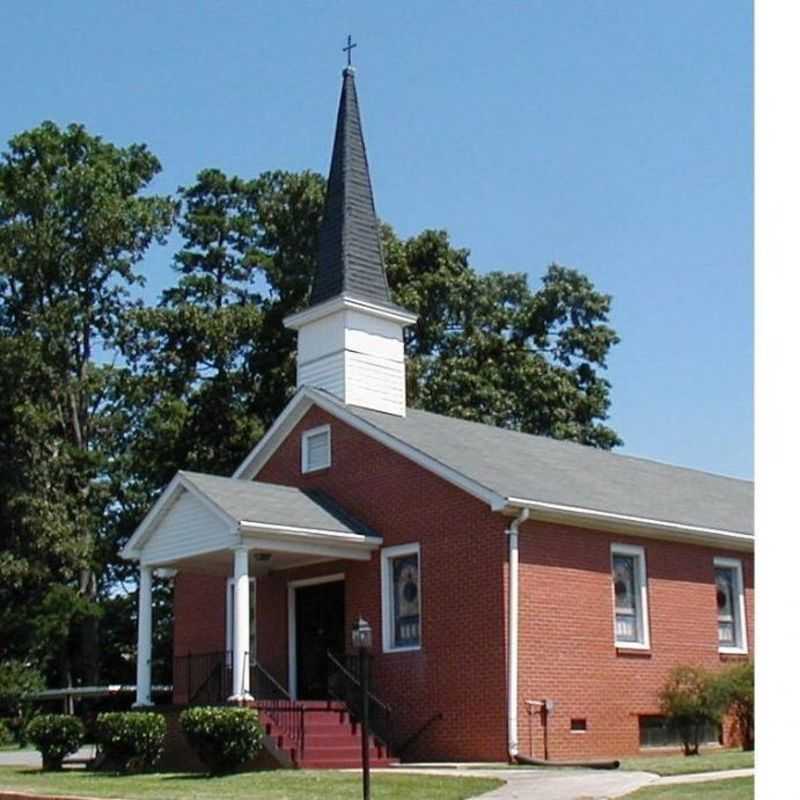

left=234, top=387, right=753, bottom=547
left=179, top=471, right=377, bottom=537
left=349, top=406, right=754, bottom=537
left=121, top=468, right=379, bottom=560
left=310, top=66, right=392, bottom=307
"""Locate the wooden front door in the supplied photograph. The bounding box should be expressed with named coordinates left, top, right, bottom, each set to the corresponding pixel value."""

left=295, top=580, right=345, bottom=699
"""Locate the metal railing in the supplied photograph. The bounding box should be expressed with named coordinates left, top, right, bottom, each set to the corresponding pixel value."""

left=173, top=651, right=231, bottom=706
left=251, top=660, right=305, bottom=759
left=327, top=650, right=393, bottom=753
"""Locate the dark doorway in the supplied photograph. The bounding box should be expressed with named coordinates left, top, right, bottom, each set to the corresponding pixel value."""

left=295, top=580, right=345, bottom=699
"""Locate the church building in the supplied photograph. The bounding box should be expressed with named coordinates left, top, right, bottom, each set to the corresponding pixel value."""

left=122, top=65, right=754, bottom=767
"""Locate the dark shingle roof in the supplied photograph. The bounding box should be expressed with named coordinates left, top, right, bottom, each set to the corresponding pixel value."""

left=345, top=404, right=754, bottom=536
left=180, top=471, right=377, bottom=538
left=310, top=67, right=392, bottom=306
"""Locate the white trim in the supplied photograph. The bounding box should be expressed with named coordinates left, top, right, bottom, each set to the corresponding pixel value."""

left=381, top=543, right=422, bottom=654
left=713, top=557, right=749, bottom=654
left=284, top=293, right=418, bottom=329
left=507, top=496, right=754, bottom=551
left=287, top=573, right=346, bottom=700
left=301, top=424, right=332, bottom=473
left=240, top=520, right=380, bottom=543
left=611, top=543, right=651, bottom=650
left=240, top=534, right=375, bottom=562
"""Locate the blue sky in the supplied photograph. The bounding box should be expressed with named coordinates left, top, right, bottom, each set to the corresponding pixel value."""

left=1, top=1, right=752, bottom=478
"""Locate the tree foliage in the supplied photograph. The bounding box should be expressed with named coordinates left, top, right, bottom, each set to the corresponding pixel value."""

left=717, top=661, right=754, bottom=751
left=385, top=227, right=621, bottom=447
left=0, top=122, right=622, bottom=686
left=659, top=665, right=728, bottom=756
left=0, top=121, right=175, bottom=683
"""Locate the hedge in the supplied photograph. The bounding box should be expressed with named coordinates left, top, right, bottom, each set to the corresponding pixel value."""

left=179, top=706, right=263, bottom=773
left=25, top=714, right=84, bottom=771
left=95, top=711, right=167, bottom=772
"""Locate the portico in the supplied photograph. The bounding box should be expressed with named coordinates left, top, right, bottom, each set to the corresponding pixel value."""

left=121, top=470, right=381, bottom=707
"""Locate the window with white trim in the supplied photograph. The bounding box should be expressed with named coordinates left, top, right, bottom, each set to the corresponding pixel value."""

left=381, top=543, right=421, bottom=652
left=611, top=543, right=650, bottom=648
left=714, top=557, right=747, bottom=653
left=301, top=425, right=331, bottom=473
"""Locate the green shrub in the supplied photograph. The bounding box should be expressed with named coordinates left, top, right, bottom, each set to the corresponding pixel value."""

left=95, top=711, right=167, bottom=772
left=0, top=661, right=45, bottom=744
left=659, top=665, right=727, bottom=756
left=0, top=719, right=13, bottom=747
left=717, top=661, right=754, bottom=751
left=25, top=714, right=84, bottom=771
left=0, top=661, right=45, bottom=717
left=180, top=706, right=263, bottom=773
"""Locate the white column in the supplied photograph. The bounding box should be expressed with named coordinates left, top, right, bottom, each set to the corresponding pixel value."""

left=135, top=564, right=153, bottom=707
left=230, top=547, right=252, bottom=701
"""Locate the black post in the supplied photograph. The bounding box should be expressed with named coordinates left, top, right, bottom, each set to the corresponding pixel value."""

left=360, top=646, right=370, bottom=800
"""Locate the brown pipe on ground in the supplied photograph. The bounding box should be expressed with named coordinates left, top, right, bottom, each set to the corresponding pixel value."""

left=514, top=753, right=620, bottom=770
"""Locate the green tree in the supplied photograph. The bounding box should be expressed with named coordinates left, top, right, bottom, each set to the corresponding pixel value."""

left=659, top=665, right=728, bottom=756
left=123, top=168, right=325, bottom=485
left=385, top=227, right=621, bottom=447
left=0, top=121, right=175, bottom=685
left=717, top=661, right=754, bottom=751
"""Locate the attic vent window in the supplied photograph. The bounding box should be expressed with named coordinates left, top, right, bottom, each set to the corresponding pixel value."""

left=301, top=425, right=331, bottom=473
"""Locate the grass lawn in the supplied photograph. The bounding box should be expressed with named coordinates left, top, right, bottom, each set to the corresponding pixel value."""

left=624, top=776, right=753, bottom=799
left=0, top=766, right=503, bottom=800
left=620, top=749, right=754, bottom=776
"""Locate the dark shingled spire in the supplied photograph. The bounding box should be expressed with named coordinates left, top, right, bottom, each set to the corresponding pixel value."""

left=310, top=67, right=393, bottom=307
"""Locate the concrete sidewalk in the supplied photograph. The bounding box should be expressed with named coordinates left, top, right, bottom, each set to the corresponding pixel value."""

left=383, top=766, right=658, bottom=799
left=0, top=747, right=95, bottom=769
left=658, top=767, right=754, bottom=785
left=385, top=764, right=754, bottom=799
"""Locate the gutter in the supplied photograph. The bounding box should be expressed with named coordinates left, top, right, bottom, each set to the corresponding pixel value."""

left=504, top=496, right=754, bottom=552
left=506, top=507, right=529, bottom=759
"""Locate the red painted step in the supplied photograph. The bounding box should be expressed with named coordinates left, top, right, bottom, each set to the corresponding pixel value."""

left=258, top=700, right=397, bottom=769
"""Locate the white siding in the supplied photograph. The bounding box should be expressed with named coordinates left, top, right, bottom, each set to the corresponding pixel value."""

left=298, top=351, right=346, bottom=400
left=344, top=351, right=406, bottom=416
left=141, top=489, right=234, bottom=565
left=295, top=305, right=407, bottom=416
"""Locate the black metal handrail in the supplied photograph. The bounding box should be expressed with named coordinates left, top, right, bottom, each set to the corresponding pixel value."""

left=327, top=650, right=393, bottom=752
left=396, top=711, right=443, bottom=758
left=174, top=651, right=231, bottom=706
left=251, top=661, right=305, bottom=758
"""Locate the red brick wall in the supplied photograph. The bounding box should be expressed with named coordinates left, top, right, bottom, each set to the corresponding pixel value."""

left=513, top=519, right=754, bottom=760
left=254, top=406, right=510, bottom=762
left=171, top=402, right=754, bottom=762
left=172, top=573, right=226, bottom=704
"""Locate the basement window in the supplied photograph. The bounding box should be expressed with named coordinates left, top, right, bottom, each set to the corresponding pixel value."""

left=639, top=715, right=721, bottom=748
left=714, top=557, right=748, bottom=653
left=301, top=425, right=331, bottom=473
left=570, top=718, right=587, bottom=733
left=611, top=543, right=650, bottom=649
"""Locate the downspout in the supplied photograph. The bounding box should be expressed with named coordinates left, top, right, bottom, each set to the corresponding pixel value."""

left=506, top=507, right=529, bottom=760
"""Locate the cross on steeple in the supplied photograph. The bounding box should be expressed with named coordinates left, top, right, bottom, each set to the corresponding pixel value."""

left=343, top=34, right=357, bottom=67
